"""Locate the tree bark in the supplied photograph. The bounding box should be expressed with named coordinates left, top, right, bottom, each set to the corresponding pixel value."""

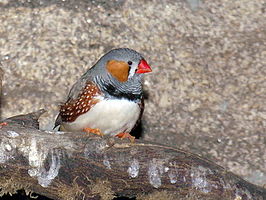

left=0, top=110, right=265, bottom=200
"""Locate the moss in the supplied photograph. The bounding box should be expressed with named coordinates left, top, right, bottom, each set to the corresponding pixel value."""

left=90, top=179, right=115, bottom=200
left=55, top=178, right=86, bottom=200
left=137, top=191, right=176, bottom=200
left=0, top=176, right=31, bottom=197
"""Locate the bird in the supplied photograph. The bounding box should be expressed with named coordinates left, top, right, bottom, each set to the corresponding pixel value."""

left=54, top=48, right=152, bottom=141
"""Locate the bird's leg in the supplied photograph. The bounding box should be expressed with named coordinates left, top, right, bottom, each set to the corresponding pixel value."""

left=0, top=122, right=8, bottom=128
left=83, top=128, right=104, bottom=136
left=115, top=132, right=135, bottom=143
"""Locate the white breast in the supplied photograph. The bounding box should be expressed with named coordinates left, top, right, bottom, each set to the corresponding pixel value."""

left=61, top=98, right=141, bottom=135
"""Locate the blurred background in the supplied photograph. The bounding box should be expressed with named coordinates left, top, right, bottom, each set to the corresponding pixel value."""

left=0, top=0, right=265, bottom=192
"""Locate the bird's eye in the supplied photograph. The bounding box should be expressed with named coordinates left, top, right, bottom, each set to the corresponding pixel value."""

left=128, top=61, right=133, bottom=65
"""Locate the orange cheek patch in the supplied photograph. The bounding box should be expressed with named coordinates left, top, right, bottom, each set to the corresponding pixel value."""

left=106, top=60, right=129, bottom=82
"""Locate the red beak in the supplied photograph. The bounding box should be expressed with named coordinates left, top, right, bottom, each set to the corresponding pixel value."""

left=136, top=59, right=152, bottom=74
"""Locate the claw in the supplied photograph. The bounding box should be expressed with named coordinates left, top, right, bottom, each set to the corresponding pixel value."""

left=115, top=132, right=135, bottom=143
left=0, top=122, right=8, bottom=128
left=83, top=128, right=104, bottom=136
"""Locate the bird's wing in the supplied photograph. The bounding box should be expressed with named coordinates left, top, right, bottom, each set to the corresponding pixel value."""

left=54, top=75, right=90, bottom=129
left=55, top=80, right=101, bottom=126
left=67, top=73, right=94, bottom=101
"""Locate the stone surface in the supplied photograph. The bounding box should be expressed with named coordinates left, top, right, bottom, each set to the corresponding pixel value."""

left=0, top=0, right=265, bottom=187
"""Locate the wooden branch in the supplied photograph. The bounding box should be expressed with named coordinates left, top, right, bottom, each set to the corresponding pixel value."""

left=0, top=111, right=265, bottom=200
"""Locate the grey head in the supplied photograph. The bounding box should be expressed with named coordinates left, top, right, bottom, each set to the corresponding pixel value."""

left=87, top=48, right=152, bottom=102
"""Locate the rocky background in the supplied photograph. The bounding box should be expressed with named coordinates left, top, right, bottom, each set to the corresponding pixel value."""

left=0, top=0, right=265, bottom=188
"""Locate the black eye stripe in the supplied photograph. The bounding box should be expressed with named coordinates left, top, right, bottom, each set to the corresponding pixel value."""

left=128, top=61, right=133, bottom=65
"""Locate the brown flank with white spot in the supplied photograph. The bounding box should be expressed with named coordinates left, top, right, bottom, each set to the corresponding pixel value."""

left=59, top=82, right=101, bottom=122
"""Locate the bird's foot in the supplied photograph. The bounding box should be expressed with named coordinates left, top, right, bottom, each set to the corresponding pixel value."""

left=0, top=122, right=8, bottom=128
left=115, top=132, right=135, bottom=143
left=83, top=128, right=104, bottom=136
